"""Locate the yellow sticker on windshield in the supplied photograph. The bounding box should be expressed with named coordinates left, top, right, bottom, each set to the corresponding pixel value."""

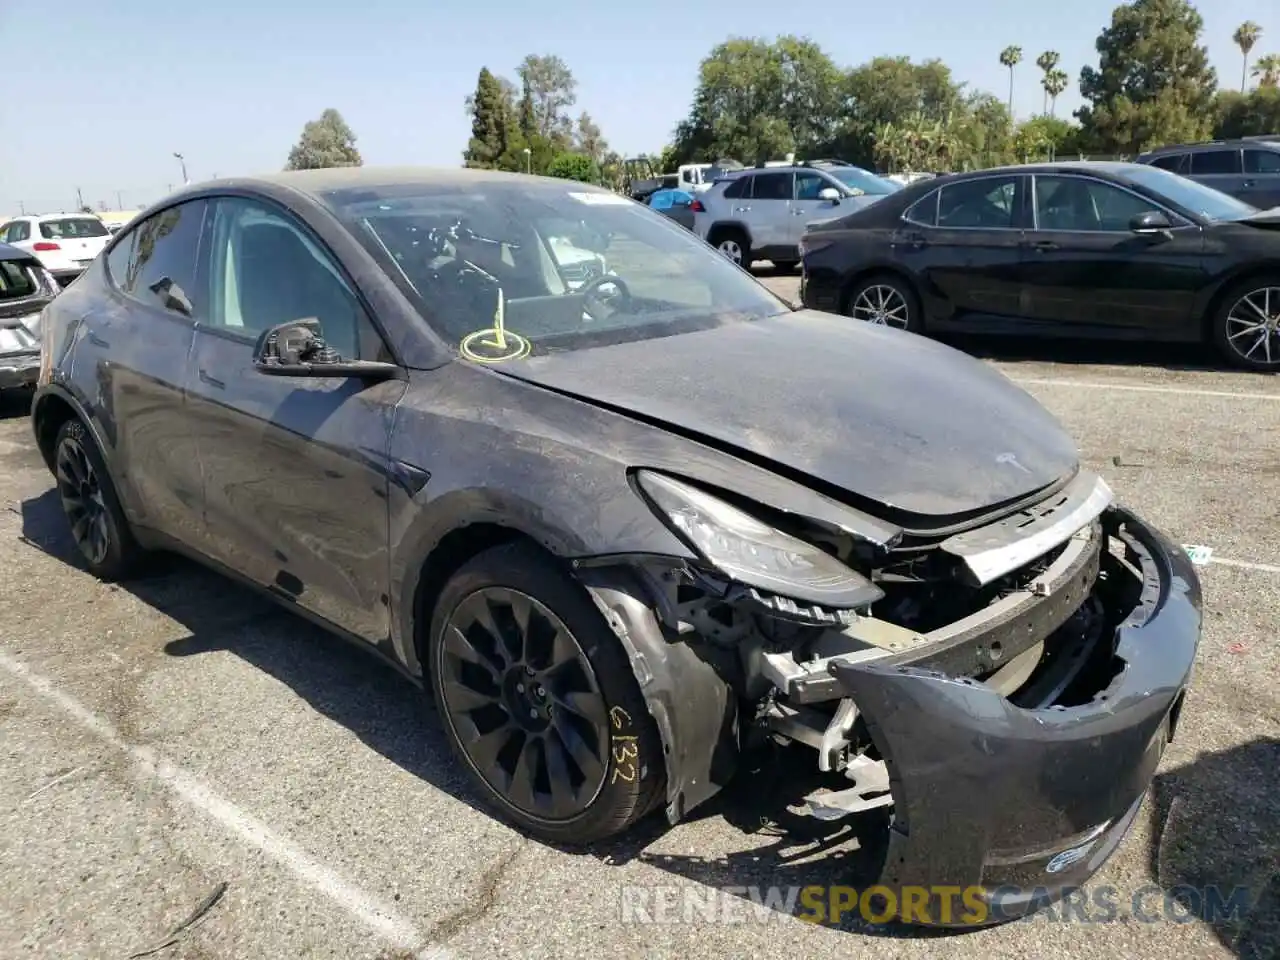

left=460, top=327, right=531, bottom=363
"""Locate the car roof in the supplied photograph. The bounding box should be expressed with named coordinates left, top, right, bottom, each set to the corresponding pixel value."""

left=1140, top=137, right=1280, bottom=155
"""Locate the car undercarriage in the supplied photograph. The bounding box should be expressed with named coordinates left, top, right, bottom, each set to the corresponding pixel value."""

left=576, top=467, right=1199, bottom=924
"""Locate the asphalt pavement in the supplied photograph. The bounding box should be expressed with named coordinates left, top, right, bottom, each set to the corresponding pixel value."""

left=0, top=276, right=1277, bottom=959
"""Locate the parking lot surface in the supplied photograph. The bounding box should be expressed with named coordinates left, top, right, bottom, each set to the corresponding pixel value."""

left=1, top=274, right=1277, bottom=959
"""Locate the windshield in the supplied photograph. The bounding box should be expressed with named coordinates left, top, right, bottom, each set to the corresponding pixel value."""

left=1123, top=164, right=1257, bottom=221
left=39, top=217, right=109, bottom=239
left=825, top=167, right=902, bottom=195
left=325, top=180, right=791, bottom=360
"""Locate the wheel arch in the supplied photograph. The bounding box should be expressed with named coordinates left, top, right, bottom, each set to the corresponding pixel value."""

left=705, top=221, right=751, bottom=244
left=1199, top=260, right=1280, bottom=341
left=31, top=385, right=100, bottom=474
left=840, top=264, right=925, bottom=321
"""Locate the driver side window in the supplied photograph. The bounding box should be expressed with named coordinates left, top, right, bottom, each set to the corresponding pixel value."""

left=206, top=197, right=374, bottom=360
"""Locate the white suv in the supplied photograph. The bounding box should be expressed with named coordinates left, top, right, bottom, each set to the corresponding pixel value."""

left=0, top=213, right=113, bottom=285
left=691, top=162, right=901, bottom=270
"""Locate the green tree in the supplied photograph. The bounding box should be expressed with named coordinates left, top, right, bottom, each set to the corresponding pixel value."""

left=545, top=152, right=598, bottom=183
left=1036, top=51, right=1061, bottom=113
left=574, top=112, right=607, bottom=166
left=1214, top=86, right=1280, bottom=137
left=1255, top=53, right=1280, bottom=87
left=1233, top=22, right=1262, bottom=92
left=516, top=54, right=577, bottom=145
left=838, top=57, right=969, bottom=167
left=1077, top=0, right=1217, bottom=155
left=999, top=46, right=1023, bottom=117
left=285, top=108, right=362, bottom=170
left=463, top=68, right=512, bottom=168
left=1044, top=69, right=1070, bottom=116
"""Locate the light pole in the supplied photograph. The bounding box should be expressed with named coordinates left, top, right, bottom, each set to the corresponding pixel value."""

left=522, top=147, right=531, bottom=174
left=173, top=152, right=189, bottom=184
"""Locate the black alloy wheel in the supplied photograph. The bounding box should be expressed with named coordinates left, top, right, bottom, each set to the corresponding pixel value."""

left=428, top=542, right=665, bottom=844
left=52, top=418, right=142, bottom=580
left=439, top=587, right=611, bottom=820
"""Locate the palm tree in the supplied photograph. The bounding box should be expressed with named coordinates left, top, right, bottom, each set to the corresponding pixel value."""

left=1234, top=22, right=1263, bottom=91
left=1036, top=51, right=1061, bottom=113
left=1254, top=53, right=1280, bottom=88
left=1044, top=69, right=1069, bottom=117
left=999, top=46, right=1023, bottom=118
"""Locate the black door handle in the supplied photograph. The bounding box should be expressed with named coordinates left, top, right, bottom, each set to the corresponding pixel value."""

left=198, top=369, right=225, bottom=389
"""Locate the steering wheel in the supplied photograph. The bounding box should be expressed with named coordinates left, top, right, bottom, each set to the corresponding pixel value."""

left=580, top=274, right=632, bottom=321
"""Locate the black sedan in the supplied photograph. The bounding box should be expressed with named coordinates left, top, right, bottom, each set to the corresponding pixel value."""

left=30, top=167, right=1200, bottom=925
left=799, top=160, right=1280, bottom=370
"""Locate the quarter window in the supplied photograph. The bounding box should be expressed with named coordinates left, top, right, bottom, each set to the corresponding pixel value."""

left=1033, top=176, right=1162, bottom=231
left=1149, top=154, right=1186, bottom=173
left=903, top=191, right=939, bottom=226
left=206, top=197, right=370, bottom=360
left=722, top=176, right=750, bottom=199
left=108, top=200, right=207, bottom=319
left=8, top=221, right=30, bottom=242
left=937, top=176, right=1020, bottom=228
left=1190, top=150, right=1242, bottom=175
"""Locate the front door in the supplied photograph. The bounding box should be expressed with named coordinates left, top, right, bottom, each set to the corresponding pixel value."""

left=184, top=195, right=407, bottom=643
left=789, top=171, right=844, bottom=246
left=1018, top=173, right=1206, bottom=335
left=1242, top=148, right=1280, bottom=210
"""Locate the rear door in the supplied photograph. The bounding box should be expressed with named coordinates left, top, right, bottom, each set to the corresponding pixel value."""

left=738, top=171, right=795, bottom=255
left=184, top=195, right=406, bottom=642
left=1242, top=148, right=1280, bottom=210
left=1188, top=148, right=1246, bottom=200
left=77, top=201, right=208, bottom=545
left=891, top=173, right=1029, bottom=324
left=1018, top=173, right=1205, bottom=335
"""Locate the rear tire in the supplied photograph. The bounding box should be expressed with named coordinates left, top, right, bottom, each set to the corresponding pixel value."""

left=427, top=541, right=666, bottom=845
left=843, top=273, right=923, bottom=334
left=52, top=418, right=145, bottom=581
left=708, top=228, right=752, bottom=269
left=1209, top=277, right=1280, bottom=371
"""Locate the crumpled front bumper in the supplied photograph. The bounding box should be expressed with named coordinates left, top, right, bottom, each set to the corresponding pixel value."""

left=827, top=504, right=1201, bottom=926
left=0, top=350, right=40, bottom=390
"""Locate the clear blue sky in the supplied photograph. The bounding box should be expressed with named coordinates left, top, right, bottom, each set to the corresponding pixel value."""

left=1, top=0, right=1276, bottom=216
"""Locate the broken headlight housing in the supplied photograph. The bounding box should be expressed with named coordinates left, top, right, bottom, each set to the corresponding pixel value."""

left=635, top=470, right=883, bottom=610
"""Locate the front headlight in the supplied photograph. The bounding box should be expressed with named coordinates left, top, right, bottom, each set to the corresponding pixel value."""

left=635, top=470, right=883, bottom=610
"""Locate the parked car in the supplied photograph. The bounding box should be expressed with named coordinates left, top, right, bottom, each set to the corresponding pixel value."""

left=646, top=188, right=696, bottom=229
left=800, top=160, right=1280, bottom=370
left=31, top=167, right=1200, bottom=925
left=0, top=213, right=112, bottom=285
left=0, top=242, right=59, bottom=395
left=692, top=161, right=900, bottom=270
left=1135, top=135, right=1280, bottom=210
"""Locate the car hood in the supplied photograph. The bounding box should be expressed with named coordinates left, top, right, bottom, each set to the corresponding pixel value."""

left=492, top=309, right=1080, bottom=522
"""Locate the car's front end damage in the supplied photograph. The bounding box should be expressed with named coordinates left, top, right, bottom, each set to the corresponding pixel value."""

left=575, top=465, right=1201, bottom=925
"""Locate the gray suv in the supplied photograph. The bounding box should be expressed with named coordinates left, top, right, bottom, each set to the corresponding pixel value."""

left=692, top=161, right=901, bottom=270
left=1135, top=136, right=1280, bottom=209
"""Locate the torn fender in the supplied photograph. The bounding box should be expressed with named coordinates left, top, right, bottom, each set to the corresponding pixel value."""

left=575, top=563, right=737, bottom=823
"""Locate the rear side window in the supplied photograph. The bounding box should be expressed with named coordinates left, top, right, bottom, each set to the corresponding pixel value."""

left=722, top=176, right=750, bottom=199
left=903, top=191, right=939, bottom=226
left=1191, top=150, right=1242, bottom=175
left=1149, top=154, right=1186, bottom=172
left=8, top=221, right=30, bottom=242
left=938, top=176, right=1020, bottom=229
left=39, top=217, right=109, bottom=240
left=0, top=260, right=38, bottom=299
left=752, top=172, right=793, bottom=200
left=107, top=200, right=208, bottom=319
left=1244, top=149, right=1280, bottom=174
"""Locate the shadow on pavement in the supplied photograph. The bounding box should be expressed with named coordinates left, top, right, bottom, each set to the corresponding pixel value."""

left=0, top=388, right=33, bottom=421
left=1148, top=737, right=1280, bottom=959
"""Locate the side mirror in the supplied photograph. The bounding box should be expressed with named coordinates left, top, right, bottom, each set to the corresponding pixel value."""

left=1130, top=211, right=1173, bottom=236
left=818, top=187, right=842, bottom=203
left=252, top=318, right=400, bottom=380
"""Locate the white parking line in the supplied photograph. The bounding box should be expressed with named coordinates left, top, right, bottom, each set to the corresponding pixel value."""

left=1204, top=556, right=1280, bottom=575
left=1009, top=377, right=1280, bottom=402
left=0, top=648, right=425, bottom=954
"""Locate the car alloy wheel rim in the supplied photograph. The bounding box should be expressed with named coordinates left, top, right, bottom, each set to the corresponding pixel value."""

left=851, top=284, right=910, bottom=328
left=718, top=239, right=743, bottom=263
left=1225, top=286, right=1280, bottom=367
left=55, top=435, right=109, bottom=566
left=438, top=587, right=612, bottom=821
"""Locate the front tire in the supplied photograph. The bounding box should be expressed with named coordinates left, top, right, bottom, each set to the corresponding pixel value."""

left=53, top=418, right=144, bottom=581
left=427, top=542, right=665, bottom=845
left=843, top=273, right=923, bottom=334
left=1210, top=278, right=1280, bottom=371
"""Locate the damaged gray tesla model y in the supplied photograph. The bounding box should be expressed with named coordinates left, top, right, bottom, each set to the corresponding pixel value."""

left=30, top=167, right=1201, bottom=926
